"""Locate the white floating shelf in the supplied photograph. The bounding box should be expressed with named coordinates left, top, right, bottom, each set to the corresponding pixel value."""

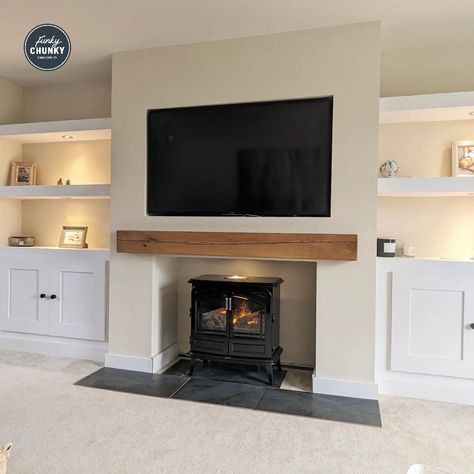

left=0, top=118, right=111, bottom=144
left=378, top=177, right=474, bottom=197
left=380, top=91, right=474, bottom=123
left=0, top=184, right=111, bottom=200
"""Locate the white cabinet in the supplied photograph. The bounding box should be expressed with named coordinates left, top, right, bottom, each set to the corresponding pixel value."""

left=391, top=270, right=474, bottom=379
left=0, top=250, right=108, bottom=342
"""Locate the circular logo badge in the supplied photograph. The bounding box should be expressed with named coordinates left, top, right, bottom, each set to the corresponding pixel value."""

left=24, top=24, right=71, bottom=71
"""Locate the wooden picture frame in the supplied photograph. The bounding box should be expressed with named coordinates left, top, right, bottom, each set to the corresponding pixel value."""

left=452, top=140, right=474, bottom=177
left=59, top=226, right=88, bottom=249
left=9, top=161, right=37, bottom=186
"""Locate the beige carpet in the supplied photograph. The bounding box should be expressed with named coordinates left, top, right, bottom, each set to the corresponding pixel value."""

left=0, top=350, right=472, bottom=474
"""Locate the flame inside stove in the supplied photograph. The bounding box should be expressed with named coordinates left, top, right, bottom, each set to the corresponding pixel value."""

left=233, top=300, right=259, bottom=328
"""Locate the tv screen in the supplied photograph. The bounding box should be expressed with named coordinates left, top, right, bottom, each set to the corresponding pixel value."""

left=147, top=97, right=333, bottom=216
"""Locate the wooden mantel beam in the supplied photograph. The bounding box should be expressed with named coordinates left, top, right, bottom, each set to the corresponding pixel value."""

left=116, top=230, right=358, bottom=261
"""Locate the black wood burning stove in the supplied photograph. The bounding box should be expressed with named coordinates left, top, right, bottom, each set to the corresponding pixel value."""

left=188, top=274, right=283, bottom=385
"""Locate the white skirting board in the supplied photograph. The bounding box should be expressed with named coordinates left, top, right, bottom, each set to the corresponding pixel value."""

left=313, top=374, right=379, bottom=400
left=105, top=342, right=180, bottom=373
left=0, top=331, right=108, bottom=363
left=378, top=373, right=474, bottom=406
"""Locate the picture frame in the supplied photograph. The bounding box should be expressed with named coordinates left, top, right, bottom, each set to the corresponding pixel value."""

left=59, top=226, right=88, bottom=249
left=452, top=140, right=474, bottom=177
left=9, top=161, right=37, bottom=186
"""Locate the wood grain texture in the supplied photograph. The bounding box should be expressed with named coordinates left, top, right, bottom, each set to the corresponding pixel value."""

left=116, top=231, right=357, bottom=261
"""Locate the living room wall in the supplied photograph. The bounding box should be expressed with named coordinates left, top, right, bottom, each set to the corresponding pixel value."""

left=108, top=22, right=381, bottom=393
left=381, top=41, right=474, bottom=97
left=0, top=78, right=23, bottom=245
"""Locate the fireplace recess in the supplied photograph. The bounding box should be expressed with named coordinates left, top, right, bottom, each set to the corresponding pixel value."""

left=188, top=274, right=283, bottom=385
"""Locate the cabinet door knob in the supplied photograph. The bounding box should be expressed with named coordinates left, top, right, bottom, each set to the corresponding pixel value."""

left=50, top=294, right=57, bottom=300
left=40, top=293, right=46, bottom=299
left=470, top=323, right=474, bottom=330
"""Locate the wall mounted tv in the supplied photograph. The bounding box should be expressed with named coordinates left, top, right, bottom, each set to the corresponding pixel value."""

left=147, top=97, right=333, bottom=217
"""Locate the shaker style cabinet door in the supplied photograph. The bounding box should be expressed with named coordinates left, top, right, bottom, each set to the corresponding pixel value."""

left=49, top=259, right=106, bottom=341
left=0, top=257, right=50, bottom=335
left=391, top=271, right=474, bottom=379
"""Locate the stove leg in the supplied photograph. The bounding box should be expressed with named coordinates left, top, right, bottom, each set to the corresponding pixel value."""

left=189, top=356, right=197, bottom=376
left=276, top=360, right=282, bottom=372
left=266, top=365, right=274, bottom=385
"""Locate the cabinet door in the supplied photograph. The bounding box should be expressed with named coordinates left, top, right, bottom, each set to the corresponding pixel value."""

left=391, top=271, right=474, bottom=379
left=0, top=257, right=50, bottom=335
left=49, top=259, right=106, bottom=341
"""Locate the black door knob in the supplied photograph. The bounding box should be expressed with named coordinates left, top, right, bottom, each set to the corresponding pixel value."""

left=50, top=294, right=57, bottom=300
left=470, top=323, right=474, bottom=330
left=40, top=294, right=46, bottom=299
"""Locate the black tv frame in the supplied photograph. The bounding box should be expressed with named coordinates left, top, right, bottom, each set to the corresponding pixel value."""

left=147, top=96, right=333, bottom=217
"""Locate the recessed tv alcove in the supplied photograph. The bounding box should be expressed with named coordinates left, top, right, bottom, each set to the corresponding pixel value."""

left=147, top=97, right=333, bottom=217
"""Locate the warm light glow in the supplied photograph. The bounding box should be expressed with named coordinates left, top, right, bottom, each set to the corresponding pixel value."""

left=225, top=275, right=248, bottom=280
left=232, top=300, right=260, bottom=330
left=62, top=135, right=74, bottom=139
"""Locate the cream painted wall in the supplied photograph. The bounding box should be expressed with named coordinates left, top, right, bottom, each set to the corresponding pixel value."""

left=0, top=139, right=22, bottom=185
left=22, top=81, right=111, bottom=122
left=378, top=197, right=474, bottom=259
left=378, top=120, right=474, bottom=258
left=0, top=77, right=22, bottom=125
left=0, top=79, right=23, bottom=245
left=21, top=200, right=110, bottom=248
left=22, top=140, right=111, bottom=185
left=152, top=257, right=179, bottom=356
left=176, top=258, right=317, bottom=367
left=109, top=23, right=381, bottom=385
left=0, top=139, right=22, bottom=245
left=379, top=120, right=474, bottom=177
left=381, top=42, right=474, bottom=97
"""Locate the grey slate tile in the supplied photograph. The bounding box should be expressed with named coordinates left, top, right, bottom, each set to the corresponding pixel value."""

left=171, top=377, right=266, bottom=409
left=255, top=388, right=382, bottom=427
left=75, top=367, right=189, bottom=398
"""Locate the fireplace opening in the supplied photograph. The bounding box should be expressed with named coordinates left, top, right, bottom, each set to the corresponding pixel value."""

left=188, top=274, right=284, bottom=385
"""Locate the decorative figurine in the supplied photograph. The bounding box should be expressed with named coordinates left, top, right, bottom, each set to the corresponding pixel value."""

left=402, top=244, right=415, bottom=258
left=379, top=160, right=400, bottom=178
left=66, top=179, right=71, bottom=185
left=57, top=178, right=63, bottom=185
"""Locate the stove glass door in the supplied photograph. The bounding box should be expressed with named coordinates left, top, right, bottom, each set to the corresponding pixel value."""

left=196, top=293, right=228, bottom=334
left=231, top=292, right=267, bottom=337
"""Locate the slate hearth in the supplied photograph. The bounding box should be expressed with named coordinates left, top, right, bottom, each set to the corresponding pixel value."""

left=76, top=364, right=381, bottom=427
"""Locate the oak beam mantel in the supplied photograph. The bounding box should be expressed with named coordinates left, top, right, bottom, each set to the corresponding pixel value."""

left=116, top=231, right=358, bottom=261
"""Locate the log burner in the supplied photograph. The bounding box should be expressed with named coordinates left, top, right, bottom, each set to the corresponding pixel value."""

left=188, top=274, right=283, bottom=384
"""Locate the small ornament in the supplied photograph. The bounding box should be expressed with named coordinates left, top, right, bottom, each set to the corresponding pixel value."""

left=57, top=178, right=63, bottom=185
left=66, top=179, right=71, bottom=185
left=402, top=244, right=415, bottom=258
left=379, top=160, right=400, bottom=178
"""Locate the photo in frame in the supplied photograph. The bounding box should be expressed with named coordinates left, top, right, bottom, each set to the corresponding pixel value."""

left=452, top=140, right=474, bottom=177
left=59, top=226, right=88, bottom=249
left=9, top=161, right=37, bottom=186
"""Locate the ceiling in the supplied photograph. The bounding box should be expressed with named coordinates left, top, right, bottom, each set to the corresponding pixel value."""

left=1, top=0, right=473, bottom=87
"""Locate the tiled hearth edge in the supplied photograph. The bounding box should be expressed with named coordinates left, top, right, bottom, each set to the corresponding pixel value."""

left=106, top=346, right=379, bottom=400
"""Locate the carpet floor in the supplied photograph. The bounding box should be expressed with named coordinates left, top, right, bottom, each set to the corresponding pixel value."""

left=0, top=349, right=473, bottom=474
